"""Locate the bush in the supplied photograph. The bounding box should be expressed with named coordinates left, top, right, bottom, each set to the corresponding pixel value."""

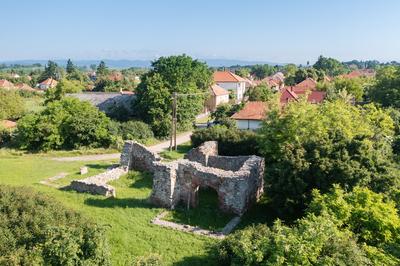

left=0, top=186, right=111, bottom=265
left=17, top=97, right=112, bottom=151
left=218, top=214, right=369, bottom=265
left=115, top=120, right=154, bottom=141
left=0, top=90, right=25, bottom=120
left=191, top=125, right=259, bottom=156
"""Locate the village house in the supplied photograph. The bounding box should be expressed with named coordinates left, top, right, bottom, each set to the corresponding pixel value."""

left=38, top=78, right=58, bottom=90
left=213, top=71, right=246, bottom=102
left=206, top=84, right=230, bottom=112
left=340, top=69, right=376, bottom=79
left=280, top=86, right=326, bottom=105
left=0, top=79, right=14, bottom=89
left=231, top=101, right=267, bottom=130
left=15, top=83, right=36, bottom=92
left=253, top=72, right=285, bottom=91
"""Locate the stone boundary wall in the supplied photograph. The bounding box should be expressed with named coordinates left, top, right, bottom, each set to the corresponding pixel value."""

left=69, top=166, right=127, bottom=197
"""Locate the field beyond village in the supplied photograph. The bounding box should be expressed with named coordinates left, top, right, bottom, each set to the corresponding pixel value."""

left=0, top=150, right=218, bottom=265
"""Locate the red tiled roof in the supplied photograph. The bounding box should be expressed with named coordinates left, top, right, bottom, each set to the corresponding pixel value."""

left=231, top=101, right=267, bottom=120
left=15, top=83, right=35, bottom=91
left=0, top=120, right=17, bottom=129
left=296, top=78, right=317, bottom=90
left=307, top=91, right=326, bottom=103
left=210, top=84, right=229, bottom=96
left=213, top=71, right=246, bottom=83
left=340, top=69, right=376, bottom=79
left=280, top=86, right=326, bottom=104
left=40, top=78, right=58, bottom=86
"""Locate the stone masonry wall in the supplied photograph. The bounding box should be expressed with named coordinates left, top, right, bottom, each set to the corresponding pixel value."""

left=120, top=141, right=161, bottom=172
left=122, top=140, right=265, bottom=215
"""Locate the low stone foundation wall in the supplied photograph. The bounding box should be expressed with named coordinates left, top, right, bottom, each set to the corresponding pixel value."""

left=69, top=166, right=127, bottom=197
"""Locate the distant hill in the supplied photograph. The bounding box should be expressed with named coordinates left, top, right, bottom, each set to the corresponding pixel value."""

left=0, top=58, right=284, bottom=69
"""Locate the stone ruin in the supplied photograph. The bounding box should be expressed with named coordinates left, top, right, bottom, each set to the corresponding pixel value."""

left=121, top=141, right=264, bottom=215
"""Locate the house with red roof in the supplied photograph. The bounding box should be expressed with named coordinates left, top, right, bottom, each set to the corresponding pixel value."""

left=206, top=84, right=230, bottom=112
left=280, top=86, right=326, bottom=105
left=38, top=78, right=58, bottom=90
left=213, top=71, right=246, bottom=102
left=296, top=78, right=317, bottom=90
left=0, top=79, right=14, bottom=90
left=15, top=83, right=37, bottom=92
left=340, top=69, right=376, bottom=79
left=231, top=101, right=267, bottom=130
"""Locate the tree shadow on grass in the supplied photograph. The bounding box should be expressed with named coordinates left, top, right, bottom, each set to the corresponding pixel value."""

left=173, top=250, right=219, bottom=266
left=85, top=163, right=115, bottom=170
left=84, top=196, right=153, bottom=209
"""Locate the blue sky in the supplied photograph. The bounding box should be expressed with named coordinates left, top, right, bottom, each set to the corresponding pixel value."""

left=1, top=0, right=400, bottom=64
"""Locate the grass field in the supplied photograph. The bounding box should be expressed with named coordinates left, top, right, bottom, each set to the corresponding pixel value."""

left=0, top=151, right=217, bottom=265
left=159, top=141, right=193, bottom=161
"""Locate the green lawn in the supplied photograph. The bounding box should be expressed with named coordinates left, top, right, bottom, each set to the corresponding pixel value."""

left=159, top=141, right=193, bottom=161
left=164, top=188, right=234, bottom=231
left=0, top=151, right=216, bottom=265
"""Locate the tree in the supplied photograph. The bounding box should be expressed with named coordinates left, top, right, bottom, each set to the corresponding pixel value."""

left=0, top=186, right=110, bottom=265
left=66, top=59, right=76, bottom=74
left=39, top=60, right=61, bottom=82
left=250, top=64, right=275, bottom=80
left=97, top=61, right=109, bottom=76
left=235, top=68, right=250, bottom=78
left=313, top=55, right=348, bottom=76
left=45, top=78, right=85, bottom=103
left=292, top=67, right=325, bottom=84
left=0, top=90, right=25, bottom=120
left=134, top=55, right=212, bottom=137
left=368, top=66, right=400, bottom=108
left=258, top=100, right=399, bottom=217
left=17, top=98, right=112, bottom=151
left=245, top=83, right=275, bottom=101
left=308, top=185, right=400, bottom=247
left=320, top=77, right=366, bottom=101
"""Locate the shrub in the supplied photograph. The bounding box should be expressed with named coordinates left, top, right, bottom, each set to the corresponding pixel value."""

left=218, top=214, right=369, bottom=265
left=191, top=125, right=259, bottom=156
left=0, top=186, right=111, bottom=265
left=0, top=90, right=25, bottom=120
left=17, top=97, right=112, bottom=151
left=119, top=120, right=154, bottom=141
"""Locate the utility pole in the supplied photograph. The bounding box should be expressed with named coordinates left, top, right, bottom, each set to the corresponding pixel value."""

left=169, top=92, right=177, bottom=151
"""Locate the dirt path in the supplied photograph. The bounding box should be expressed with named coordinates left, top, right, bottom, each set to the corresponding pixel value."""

left=52, top=131, right=192, bottom=162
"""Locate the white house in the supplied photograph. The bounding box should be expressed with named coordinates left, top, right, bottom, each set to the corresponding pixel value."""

left=213, top=71, right=246, bottom=102
left=206, top=84, right=230, bottom=112
left=231, top=101, right=267, bottom=130
left=38, top=78, right=58, bottom=90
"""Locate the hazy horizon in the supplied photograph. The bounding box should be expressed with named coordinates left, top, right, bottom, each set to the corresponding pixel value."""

left=1, top=0, right=400, bottom=64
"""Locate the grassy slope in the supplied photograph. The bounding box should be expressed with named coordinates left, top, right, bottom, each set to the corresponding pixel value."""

left=0, top=152, right=216, bottom=265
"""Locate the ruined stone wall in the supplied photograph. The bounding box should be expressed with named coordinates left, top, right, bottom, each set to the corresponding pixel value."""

left=120, top=141, right=161, bottom=172
left=122, top=140, right=265, bottom=215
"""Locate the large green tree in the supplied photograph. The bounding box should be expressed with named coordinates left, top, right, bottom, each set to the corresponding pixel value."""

left=313, top=55, right=348, bottom=76
left=368, top=66, right=400, bottom=108
left=258, top=100, right=399, bottom=217
left=17, top=98, right=112, bottom=151
left=135, top=55, right=212, bottom=137
left=39, top=60, right=62, bottom=82
left=250, top=64, right=276, bottom=80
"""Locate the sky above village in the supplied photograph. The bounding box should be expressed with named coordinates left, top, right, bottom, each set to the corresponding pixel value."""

left=1, top=0, right=400, bottom=64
